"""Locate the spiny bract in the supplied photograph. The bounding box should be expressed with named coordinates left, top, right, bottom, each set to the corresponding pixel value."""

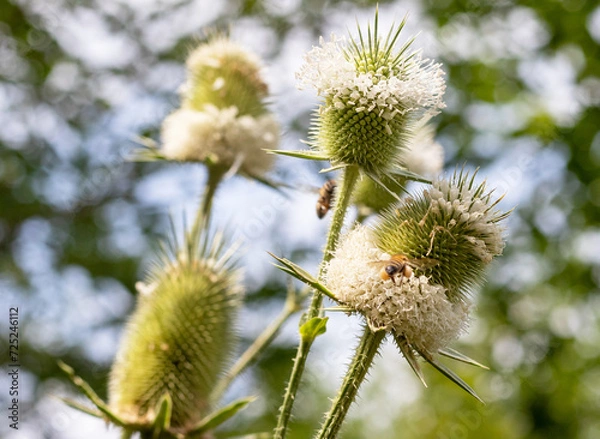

left=374, top=170, right=509, bottom=300
left=108, top=230, right=243, bottom=431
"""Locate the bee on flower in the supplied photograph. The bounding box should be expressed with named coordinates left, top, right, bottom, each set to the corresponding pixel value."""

left=326, top=171, right=510, bottom=397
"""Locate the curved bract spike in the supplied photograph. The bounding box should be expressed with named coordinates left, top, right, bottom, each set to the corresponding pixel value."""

left=415, top=348, right=484, bottom=404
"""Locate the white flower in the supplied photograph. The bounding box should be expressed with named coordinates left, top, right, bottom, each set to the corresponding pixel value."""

left=327, top=226, right=469, bottom=354
left=296, top=33, right=446, bottom=118
left=160, top=105, right=278, bottom=176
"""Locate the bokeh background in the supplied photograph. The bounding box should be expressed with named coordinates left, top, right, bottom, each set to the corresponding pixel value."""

left=1, top=0, right=599, bottom=438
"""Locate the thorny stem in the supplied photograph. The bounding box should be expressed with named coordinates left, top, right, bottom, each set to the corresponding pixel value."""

left=210, top=288, right=304, bottom=402
left=316, top=327, right=386, bottom=439
left=274, top=165, right=360, bottom=439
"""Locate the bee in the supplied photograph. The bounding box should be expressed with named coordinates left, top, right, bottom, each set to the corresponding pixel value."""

left=371, top=254, right=439, bottom=286
left=316, top=179, right=337, bottom=219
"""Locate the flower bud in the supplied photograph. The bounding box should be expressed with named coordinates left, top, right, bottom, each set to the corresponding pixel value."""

left=108, top=234, right=244, bottom=430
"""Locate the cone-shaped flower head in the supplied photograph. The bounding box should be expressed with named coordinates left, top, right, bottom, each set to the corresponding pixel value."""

left=109, top=228, right=244, bottom=431
left=327, top=171, right=508, bottom=354
left=352, top=117, right=444, bottom=213
left=327, top=226, right=469, bottom=354
left=161, top=36, right=279, bottom=177
left=374, top=170, right=509, bottom=300
left=297, top=14, right=445, bottom=176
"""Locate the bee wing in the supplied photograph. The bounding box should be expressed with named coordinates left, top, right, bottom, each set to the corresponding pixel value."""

left=368, top=260, right=389, bottom=269
left=407, top=257, right=440, bottom=271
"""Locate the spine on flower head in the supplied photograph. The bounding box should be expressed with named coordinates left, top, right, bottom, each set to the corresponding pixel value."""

left=297, top=17, right=445, bottom=176
left=374, top=169, right=509, bottom=300
left=108, top=230, right=243, bottom=431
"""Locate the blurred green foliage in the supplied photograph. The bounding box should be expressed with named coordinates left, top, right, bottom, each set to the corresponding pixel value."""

left=1, top=0, right=599, bottom=438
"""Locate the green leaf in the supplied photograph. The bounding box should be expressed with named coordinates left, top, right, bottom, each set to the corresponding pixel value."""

left=188, top=396, right=256, bottom=436
left=299, top=317, right=329, bottom=342
left=264, top=149, right=329, bottom=161
left=129, top=147, right=169, bottom=162
left=438, top=347, right=490, bottom=370
left=268, top=253, right=338, bottom=301
left=57, top=361, right=129, bottom=426
left=415, top=350, right=484, bottom=403
left=152, top=393, right=172, bottom=439
left=394, top=336, right=427, bottom=388
left=215, top=433, right=271, bottom=439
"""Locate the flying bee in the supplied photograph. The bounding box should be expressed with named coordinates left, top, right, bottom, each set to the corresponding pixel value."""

left=371, top=254, right=440, bottom=286
left=316, top=179, right=337, bottom=219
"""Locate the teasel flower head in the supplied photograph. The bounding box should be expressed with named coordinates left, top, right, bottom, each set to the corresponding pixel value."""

left=327, top=226, right=469, bottom=355
left=296, top=12, right=445, bottom=182
left=108, top=224, right=244, bottom=432
left=352, top=116, right=444, bottom=213
left=374, top=169, right=509, bottom=301
left=157, top=35, right=279, bottom=178
left=325, top=171, right=509, bottom=397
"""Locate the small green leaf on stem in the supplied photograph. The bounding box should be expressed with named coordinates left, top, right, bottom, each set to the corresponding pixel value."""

left=58, top=397, right=103, bottom=418
left=299, top=317, right=329, bottom=342
left=388, top=167, right=432, bottom=184
left=319, top=163, right=349, bottom=173
left=394, top=335, right=427, bottom=388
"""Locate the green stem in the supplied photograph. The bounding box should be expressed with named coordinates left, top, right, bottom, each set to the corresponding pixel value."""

left=315, top=327, right=386, bottom=439
left=190, top=165, right=226, bottom=248
left=210, top=291, right=303, bottom=402
left=274, top=165, right=360, bottom=439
